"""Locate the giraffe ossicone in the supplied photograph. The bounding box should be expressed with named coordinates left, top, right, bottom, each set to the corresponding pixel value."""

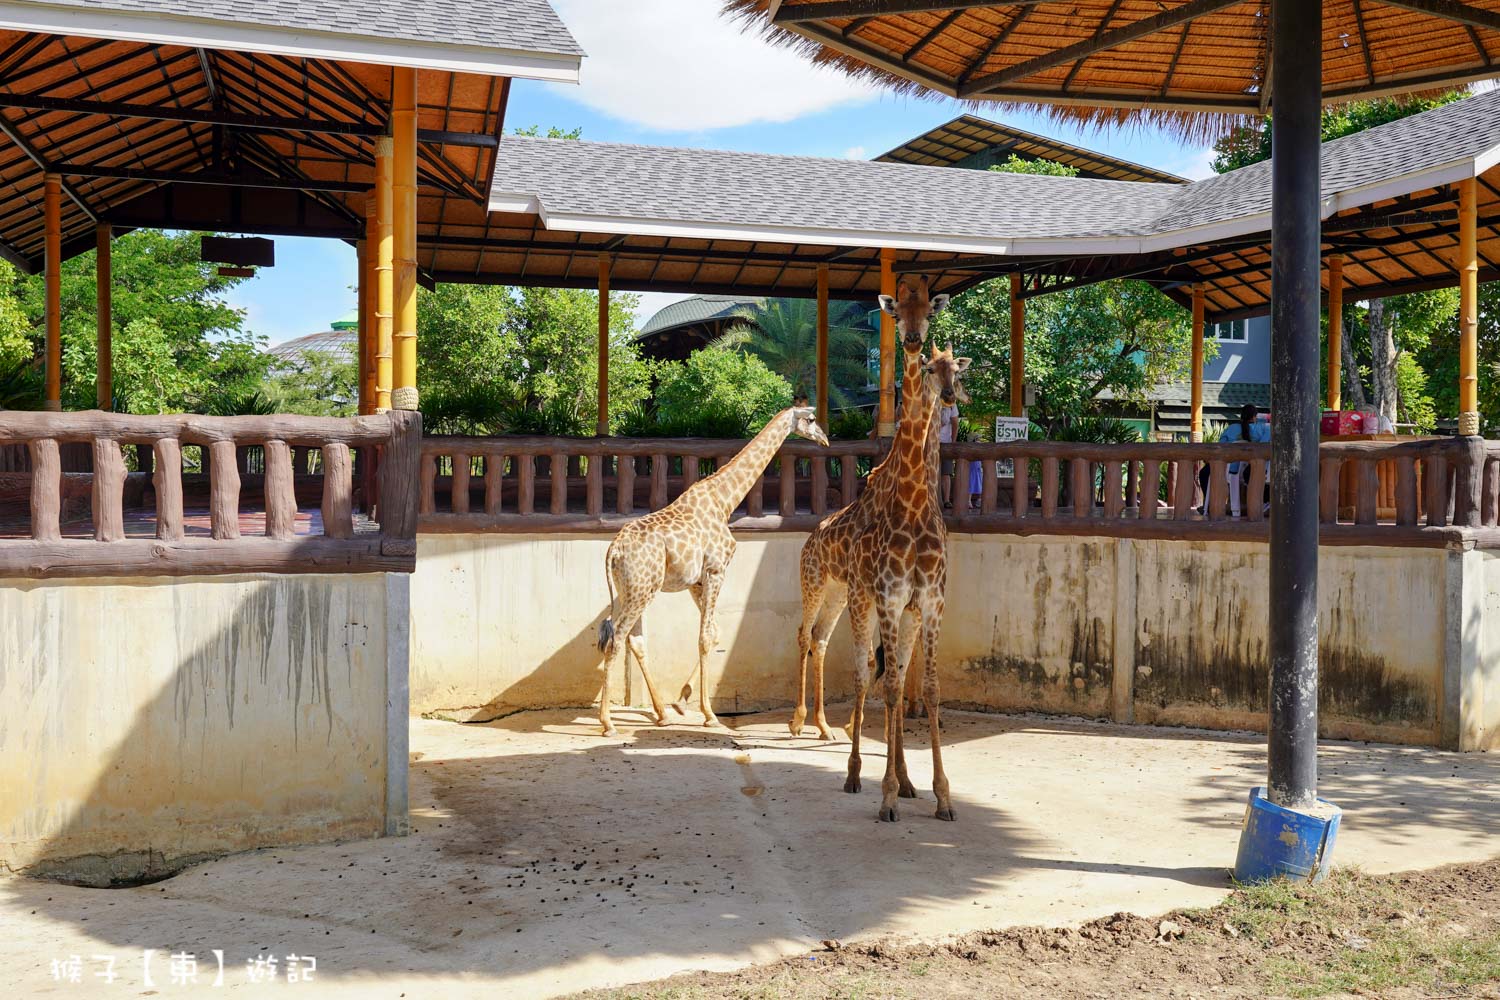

left=594, top=406, right=828, bottom=737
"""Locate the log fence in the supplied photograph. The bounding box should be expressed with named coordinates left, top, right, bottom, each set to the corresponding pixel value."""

left=0, top=409, right=421, bottom=578
left=418, top=434, right=1496, bottom=545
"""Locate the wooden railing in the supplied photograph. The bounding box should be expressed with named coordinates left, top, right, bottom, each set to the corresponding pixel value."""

left=417, top=433, right=1496, bottom=546
left=0, top=410, right=421, bottom=578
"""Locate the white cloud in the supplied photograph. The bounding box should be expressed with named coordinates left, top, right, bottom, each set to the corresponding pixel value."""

left=843, top=145, right=867, bottom=159
left=1168, top=146, right=1219, bottom=180
left=549, top=0, right=879, bottom=131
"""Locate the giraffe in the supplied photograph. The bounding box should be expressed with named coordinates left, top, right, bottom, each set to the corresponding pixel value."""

left=790, top=276, right=949, bottom=742
left=595, top=406, right=829, bottom=737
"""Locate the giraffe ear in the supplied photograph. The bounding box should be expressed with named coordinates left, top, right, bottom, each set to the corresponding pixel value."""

left=955, top=356, right=972, bottom=373
left=877, top=294, right=898, bottom=316
left=930, top=293, right=951, bottom=314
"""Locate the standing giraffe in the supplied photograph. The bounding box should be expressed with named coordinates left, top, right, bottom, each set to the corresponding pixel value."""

left=790, top=277, right=949, bottom=741
left=595, top=406, right=829, bottom=737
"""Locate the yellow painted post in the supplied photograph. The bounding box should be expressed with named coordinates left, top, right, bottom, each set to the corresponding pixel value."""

left=597, top=253, right=610, bottom=436
left=95, top=223, right=111, bottom=411
left=375, top=135, right=394, bottom=412
left=43, top=173, right=60, bottom=411
left=1460, top=177, right=1480, bottom=436
left=1190, top=284, right=1205, bottom=442
left=878, top=248, right=896, bottom=436
left=359, top=194, right=378, bottom=415
left=1327, top=256, right=1342, bottom=412
left=392, top=67, right=419, bottom=411
left=816, top=263, right=830, bottom=428
left=1009, top=272, right=1025, bottom=418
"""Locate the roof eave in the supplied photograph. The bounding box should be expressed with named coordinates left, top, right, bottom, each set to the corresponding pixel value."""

left=0, top=1, right=583, bottom=82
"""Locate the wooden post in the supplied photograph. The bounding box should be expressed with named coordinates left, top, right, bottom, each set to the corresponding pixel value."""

left=43, top=173, right=61, bottom=411
left=28, top=438, right=60, bottom=541
left=816, top=263, right=830, bottom=428
left=92, top=438, right=125, bottom=541
left=322, top=442, right=354, bottom=539
left=597, top=253, right=610, bottom=436
left=95, top=224, right=112, bottom=410
left=208, top=439, right=240, bottom=540
left=1327, top=256, right=1343, bottom=411
left=264, top=440, right=296, bottom=540
left=374, top=136, right=394, bottom=412
left=1190, top=283, right=1205, bottom=442
left=1459, top=177, right=1480, bottom=436
left=878, top=247, right=896, bottom=436
left=391, top=68, right=419, bottom=411
left=153, top=438, right=183, bottom=541
left=1010, top=272, right=1025, bottom=417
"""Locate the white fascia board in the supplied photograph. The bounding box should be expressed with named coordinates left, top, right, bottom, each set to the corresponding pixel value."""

left=0, top=2, right=582, bottom=83
left=504, top=206, right=1016, bottom=257
left=1326, top=159, right=1477, bottom=214
left=490, top=193, right=543, bottom=215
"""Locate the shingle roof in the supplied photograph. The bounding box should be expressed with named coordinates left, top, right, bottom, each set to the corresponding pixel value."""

left=493, top=88, right=1500, bottom=255
left=17, top=0, right=583, bottom=57
left=638, top=295, right=763, bottom=338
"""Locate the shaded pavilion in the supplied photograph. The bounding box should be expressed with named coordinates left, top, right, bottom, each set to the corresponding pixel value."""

left=729, top=0, right=1500, bottom=852
left=0, top=0, right=582, bottom=415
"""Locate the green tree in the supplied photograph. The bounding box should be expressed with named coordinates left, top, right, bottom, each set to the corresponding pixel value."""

left=1211, top=93, right=1466, bottom=173
left=263, top=349, right=360, bottom=417
left=987, top=154, right=1078, bottom=178
left=417, top=283, right=653, bottom=435
left=652, top=348, right=791, bottom=438
left=715, top=298, right=869, bottom=406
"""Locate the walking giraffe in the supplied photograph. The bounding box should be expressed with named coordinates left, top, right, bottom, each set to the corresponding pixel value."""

left=595, top=406, right=828, bottom=737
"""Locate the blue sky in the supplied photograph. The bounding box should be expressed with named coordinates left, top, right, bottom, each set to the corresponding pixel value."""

left=234, top=0, right=1215, bottom=348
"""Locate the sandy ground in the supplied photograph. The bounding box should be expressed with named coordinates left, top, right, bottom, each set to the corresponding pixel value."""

left=3, top=707, right=1498, bottom=998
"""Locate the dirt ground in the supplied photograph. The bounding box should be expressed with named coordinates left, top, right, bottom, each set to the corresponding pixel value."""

left=577, top=858, right=1500, bottom=1000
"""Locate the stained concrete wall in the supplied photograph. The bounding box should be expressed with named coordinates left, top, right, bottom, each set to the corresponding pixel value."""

left=0, top=572, right=408, bottom=884
left=411, top=532, right=1486, bottom=748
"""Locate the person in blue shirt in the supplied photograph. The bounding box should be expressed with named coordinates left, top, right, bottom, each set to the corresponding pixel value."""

left=1220, top=403, right=1271, bottom=516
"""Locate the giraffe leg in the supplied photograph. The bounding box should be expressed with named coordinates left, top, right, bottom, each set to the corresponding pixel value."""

left=892, top=605, right=921, bottom=804
left=844, top=587, right=874, bottom=792
left=626, top=628, right=670, bottom=726
left=809, top=593, right=845, bottom=741
left=598, top=608, right=642, bottom=738
left=690, top=569, right=726, bottom=729
left=921, top=597, right=955, bottom=821
left=790, top=585, right=824, bottom=737
left=876, top=605, right=905, bottom=822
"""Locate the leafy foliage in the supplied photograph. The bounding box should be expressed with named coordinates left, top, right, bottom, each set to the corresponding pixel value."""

left=715, top=297, right=870, bottom=406
left=1211, top=93, right=1466, bottom=173
left=649, top=349, right=791, bottom=438
left=263, top=348, right=359, bottom=417
left=988, top=154, right=1079, bottom=178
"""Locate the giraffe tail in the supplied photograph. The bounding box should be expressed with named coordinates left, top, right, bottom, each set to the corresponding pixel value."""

left=872, top=643, right=886, bottom=682
left=598, top=551, right=618, bottom=655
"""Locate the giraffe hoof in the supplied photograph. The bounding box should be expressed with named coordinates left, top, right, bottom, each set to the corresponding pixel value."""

left=935, top=806, right=957, bottom=822
left=817, top=728, right=834, bottom=742
left=898, top=784, right=919, bottom=799
left=601, top=727, right=618, bottom=738
left=843, top=775, right=861, bottom=793
left=654, top=715, right=669, bottom=727
left=790, top=709, right=807, bottom=735
left=878, top=805, right=900, bottom=823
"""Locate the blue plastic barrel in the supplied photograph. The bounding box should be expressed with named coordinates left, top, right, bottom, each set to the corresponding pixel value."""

left=1232, top=785, right=1341, bottom=883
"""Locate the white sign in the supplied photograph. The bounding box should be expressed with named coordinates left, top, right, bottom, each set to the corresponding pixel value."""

left=993, top=416, right=1029, bottom=478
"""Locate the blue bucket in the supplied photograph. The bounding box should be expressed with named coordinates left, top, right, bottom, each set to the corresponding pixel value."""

left=1232, top=785, right=1341, bottom=884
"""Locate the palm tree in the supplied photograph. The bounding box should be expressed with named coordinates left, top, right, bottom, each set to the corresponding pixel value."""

left=712, top=298, right=871, bottom=409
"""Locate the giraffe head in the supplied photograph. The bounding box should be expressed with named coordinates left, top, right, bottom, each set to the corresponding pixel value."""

left=790, top=405, right=830, bottom=447
left=923, top=346, right=971, bottom=408
left=878, top=275, right=950, bottom=353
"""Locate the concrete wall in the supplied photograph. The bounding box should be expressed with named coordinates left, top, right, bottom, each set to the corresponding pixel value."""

left=1204, top=314, right=1271, bottom=383
left=412, top=532, right=1487, bottom=748
left=0, top=572, right=409, bottom=884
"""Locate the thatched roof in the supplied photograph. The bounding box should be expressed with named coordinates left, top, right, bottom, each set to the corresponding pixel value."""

left=724, top=1, right=1500, bottom=142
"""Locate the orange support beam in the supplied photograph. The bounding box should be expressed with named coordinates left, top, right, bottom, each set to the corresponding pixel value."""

left=1459, top=177, right=1479, bottom=436
left=816, top=263, right=830, bottom=428
left=1191, top=284, right=1205, bottom=441
left=391, top=67, right=419, bottom=411
left=43, top=173, right=60, bottom=411
left=1327, top=256, right=1342, bottom=411
left=375, top=135, right=394, bottom=412
left=597, top=253, right=610, bottom=436
left=95, top=223, right=111, bottom=411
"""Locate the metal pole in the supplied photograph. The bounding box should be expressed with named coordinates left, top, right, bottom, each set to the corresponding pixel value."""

left=1268, top=0, right=1321, bottom=811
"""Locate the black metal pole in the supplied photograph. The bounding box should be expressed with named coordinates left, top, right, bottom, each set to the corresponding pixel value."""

left=1268, top=0, right=1321, bottom=810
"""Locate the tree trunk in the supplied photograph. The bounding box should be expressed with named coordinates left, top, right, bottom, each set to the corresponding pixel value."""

left=1341, top=304, right=1368, bottom=410
left=1368, top=298, right=1398, bottom=429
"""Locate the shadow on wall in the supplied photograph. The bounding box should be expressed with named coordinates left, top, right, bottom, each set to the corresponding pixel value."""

left=0, top=572, right=393, bottom=887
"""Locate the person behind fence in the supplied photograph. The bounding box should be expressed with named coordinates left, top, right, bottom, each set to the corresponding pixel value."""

left=938, top=394, right=960, bottom=509
left=1220, top=403, right=1270, bottom=517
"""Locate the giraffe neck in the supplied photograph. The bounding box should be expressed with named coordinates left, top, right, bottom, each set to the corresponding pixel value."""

left=876, top=360, right=937, bottom=498
left=707, top=409, right=797, bottom=517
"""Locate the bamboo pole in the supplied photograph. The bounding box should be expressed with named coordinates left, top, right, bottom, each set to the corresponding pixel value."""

left=816, top=263, right=829, bottom=428
left=597, top=253, right=610, bottom=436
left=359, top=193, right=378, bottom=415
left=391, top=67, right=418, bottom=411
left=374, top=136, right=394, bottom=412
left=1327, top=256, right=1343, bottom=411
left=878, top=248, right=896, bottom=436
left=43, top=173, right=60, bottom=411
left=1190, top=284, right=1205, bottom=442
left=1010, top=272, right=1025, bottom=418
left=95, top=223, right=111, bottom=410
left=1460, top=177, right=1479, bottom=436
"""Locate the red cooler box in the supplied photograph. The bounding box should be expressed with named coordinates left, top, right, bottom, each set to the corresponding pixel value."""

left=1320, top=409, right=1377, bottom=436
